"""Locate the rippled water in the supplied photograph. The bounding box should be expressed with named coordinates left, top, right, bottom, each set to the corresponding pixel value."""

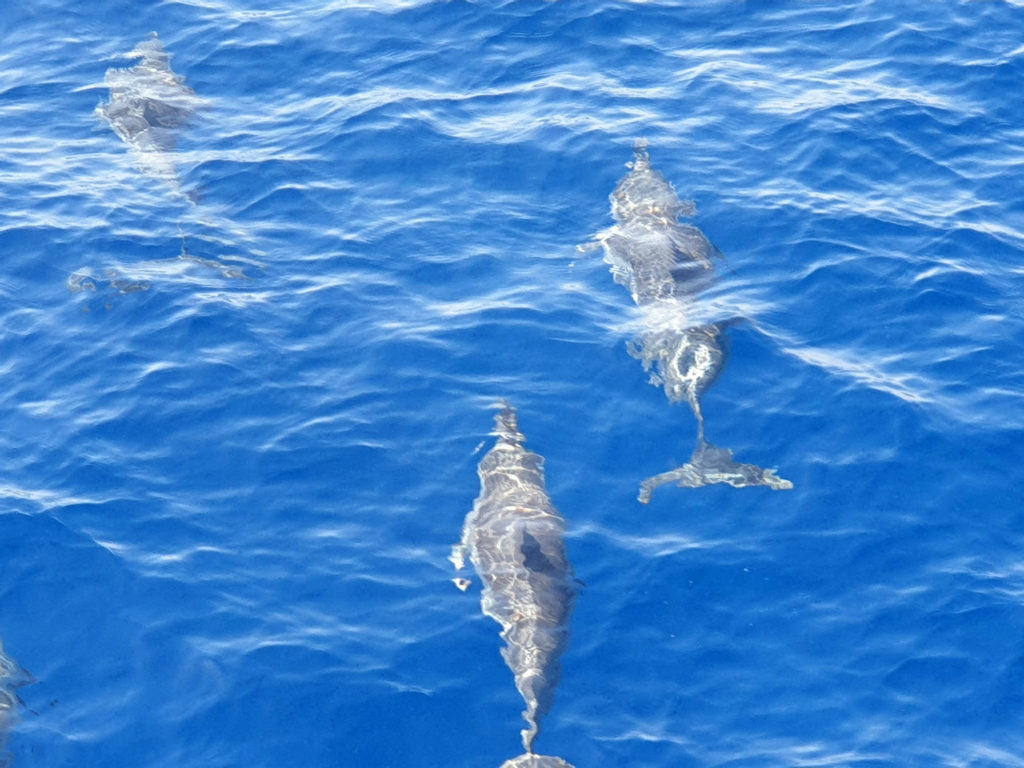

left=2, top=1, right=1024, bottom=766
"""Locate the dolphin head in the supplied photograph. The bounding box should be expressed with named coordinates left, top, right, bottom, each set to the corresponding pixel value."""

left=611, top=140, right=696, bottom=225
left=127, top=32, right=173, bottom=71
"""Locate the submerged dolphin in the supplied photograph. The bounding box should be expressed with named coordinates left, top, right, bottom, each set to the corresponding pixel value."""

left=585, top=140, right=792, bottom=501
left=96, top=32, right=201, bottom=192
left=0, top=640, right=32, bottom=767
left=452, top=403, right=577, bottom=757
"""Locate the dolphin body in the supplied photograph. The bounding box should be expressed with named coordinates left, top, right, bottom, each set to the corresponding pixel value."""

left=0, top=640, right=32, bottom=768
left=96, top=32, right=201, bottom=192
left=452, top=404, right=577, bottom=760
left=586, top=140, right=792, bottom=502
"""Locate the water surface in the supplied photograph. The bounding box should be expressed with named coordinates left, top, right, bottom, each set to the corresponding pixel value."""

left=1, top=1, right=1023, bottom=766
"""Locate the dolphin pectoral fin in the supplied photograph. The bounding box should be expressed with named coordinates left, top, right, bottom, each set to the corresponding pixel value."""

left=449, top=543, right=473, bottom=590
left=4, top=666, right=34, bottom=692
left=449, top=541, right=466, bottom=570
left=576, top=226, right=616, bottom=256
left=638, top=439, right=793, bottom=503
left=705, top=237, right=737, bottom=274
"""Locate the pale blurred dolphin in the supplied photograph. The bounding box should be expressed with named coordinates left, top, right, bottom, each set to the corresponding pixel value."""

left=0, top=640, right=32, bottom=767
left=96, top=32, right=202, bottom=194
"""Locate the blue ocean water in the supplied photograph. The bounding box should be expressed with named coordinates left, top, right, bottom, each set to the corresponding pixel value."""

left=2, top=1, right=1024, bottom=766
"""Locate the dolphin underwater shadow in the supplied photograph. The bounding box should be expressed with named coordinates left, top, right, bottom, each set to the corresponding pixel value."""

left=0, top=640, right=32, bottom=768
left=452, top=403, right=577, bottom=766
left=582, top=140, right=792, bottom=502
left=95, top=32, right=203, bottom=196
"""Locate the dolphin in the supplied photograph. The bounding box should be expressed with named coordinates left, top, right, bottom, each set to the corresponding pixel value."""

left=452, top=403, right=577, bottom=756
left=585, top=140, right=792, bottom=501
left=0, top=640, right=32, bottom=767
left=96, top=32, right=202, bottom=192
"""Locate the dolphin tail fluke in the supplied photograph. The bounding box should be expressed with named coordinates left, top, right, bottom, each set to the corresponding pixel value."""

left=500, top=754, right=576, bottom=768
left=638, top=438, right=793, bottom=503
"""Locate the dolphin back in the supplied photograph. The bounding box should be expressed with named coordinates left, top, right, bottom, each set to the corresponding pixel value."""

left=628, top=325, right=729, bottom=418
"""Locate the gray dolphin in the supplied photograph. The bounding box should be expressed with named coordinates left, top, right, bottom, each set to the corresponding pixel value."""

left=586, top=140, right=792, bottom=501
left=0, top=640, right=32, bottom=767
left=96, top=32, right=201, bottom=192
left=452, top=403, right=577, bottom=756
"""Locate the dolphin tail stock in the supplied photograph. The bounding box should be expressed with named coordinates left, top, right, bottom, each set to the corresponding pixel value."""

left=638, top=437, right=793, bottom=503
left=500, top=754, right=576, bottom=768
left=518, top=677, right=545, bottom=754
left=522, top=715, right=539, bottom=756
left=686, top=392, right=708, bottom=444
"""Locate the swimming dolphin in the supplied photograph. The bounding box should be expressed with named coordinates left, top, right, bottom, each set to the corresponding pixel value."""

left=96, top=32, right=201, bottom=192
left=0, top=640, right=32, bottom=766
left=452, top=403, right=577, bottom=755
left=585, top=140, right=792, bottom=501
